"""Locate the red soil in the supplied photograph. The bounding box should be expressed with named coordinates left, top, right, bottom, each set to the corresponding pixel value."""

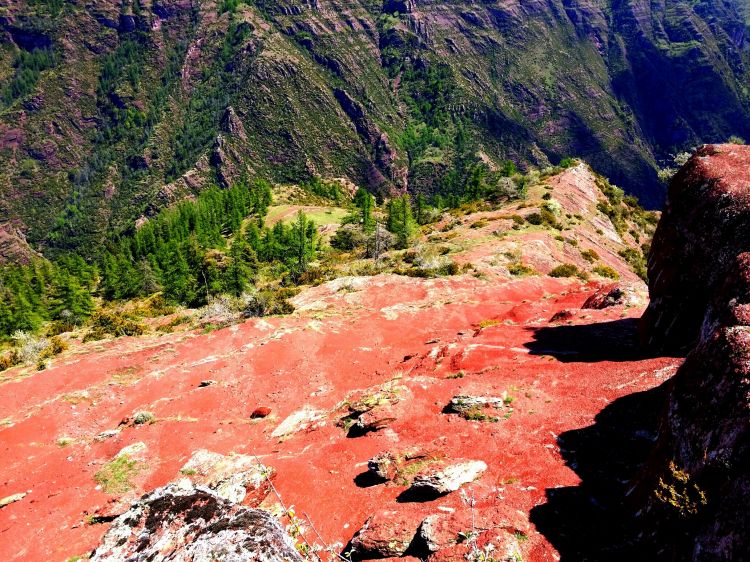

left=0, top=273, right=680, bottom=561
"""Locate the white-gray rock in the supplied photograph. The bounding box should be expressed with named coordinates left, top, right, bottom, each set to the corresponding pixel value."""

left=410, top=460, right=487, bottom=495
left=449, top=395, right=505, bottom=413
left=89, top=481, right=302, bottom=562
left=180, top=449, right=272, bottom=504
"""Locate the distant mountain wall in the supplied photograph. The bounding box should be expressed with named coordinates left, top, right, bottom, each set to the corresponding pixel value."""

left=1, top=0, right=748, bottom=258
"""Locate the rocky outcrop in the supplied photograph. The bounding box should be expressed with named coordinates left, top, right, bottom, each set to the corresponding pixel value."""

left=179, top=449, right=273, bottom=505
left=641, top=144, right=750, bottom=352
left=367, top=449, right=442, bottom=483
left=582, top=282, right=644, bottom=310
left=333, top=88, right=408, bottom=193
left=0, top=222, right=40, bottom=264
left=636, top=144, right=750, bottom=560
left=90, top=480, right=303, bottom=562
left=350, top=510, right=424, bottom=559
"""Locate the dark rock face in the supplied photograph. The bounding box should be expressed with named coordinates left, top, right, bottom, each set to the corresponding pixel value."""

left=89, top=481, right=303, bottom=562
left=637, top=144, right=750, bottom=560
left=641, top=144, right=750, bottom=353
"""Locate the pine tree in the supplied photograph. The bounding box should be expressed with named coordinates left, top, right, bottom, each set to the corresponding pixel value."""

left=99, top=252, right=119, bottom=300
left=224, top=238, right=256, bottom=296
left=355, top=189, right=375, bottom=233
left=49, top=269, right=93, bottom=323
left=387, top=195, right=417, bottom=249
left=162, top=242, right=196, bottom=304
left=245, top=221, right=261, bottom=253
left=136, top=259, right=161, bottom=295
left=290, top=211, right=315, bottom=272
left=465, top=163, right=492, bottom=201
left=415, top=194, right=432, bottom=225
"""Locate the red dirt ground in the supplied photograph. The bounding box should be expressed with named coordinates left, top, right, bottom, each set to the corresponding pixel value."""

left=0, top=273, right=680, bottom=561
left=0, top=165, right=679, bottom=561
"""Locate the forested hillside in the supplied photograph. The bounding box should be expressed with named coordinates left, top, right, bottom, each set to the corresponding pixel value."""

left=0, top=0, right=749, bottom=262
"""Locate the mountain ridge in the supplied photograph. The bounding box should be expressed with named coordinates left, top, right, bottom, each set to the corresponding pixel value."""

left=1, top=0, right=749, bottom=257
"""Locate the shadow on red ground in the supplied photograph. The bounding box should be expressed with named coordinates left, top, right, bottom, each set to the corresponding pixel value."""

left=524, top=318, right=685, bottom=363
left=530, top=383, right=672, bottom=560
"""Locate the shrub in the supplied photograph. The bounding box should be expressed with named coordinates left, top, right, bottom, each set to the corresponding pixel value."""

left=593, top=265, right=620, bottom=279
left=330, top=224, right=367, bottom=251
left=618, top=247, right=648, bottom=281
left=559, top=157, right=575, bottom=168
left=48, top=336, right=67, bottom=355
left=243, top=287, right=297, bottom=317
left=526, top=208, right=561, bottom=229
left=508, top=263, right=535, bottom=276
left=365, top=226, right=396, bottom=258
left=39, top=335, right=68, bottom=360
left=526, top=213, right=543, bottom=225
left=11, top=331, right=50, bottom=365
left=404, top=246, right=461, bottom=277
left=134, top=294, right=176, bottom=318
left=83, top=312, right=146, bottom=342
left=47, top=319, right=77, bottom=336
left=549, top=264, right=582, bottom=278
left=197, top=295, right=239, bottom=321
left=460, top=407, right=499, bottom=423
left=132, top=411, right=155, bottom=425
left=580, top=249, right=600, bottom=263
left=0, top=353, right=16, bottom=372
left=94, top=455, right=140, bottom=494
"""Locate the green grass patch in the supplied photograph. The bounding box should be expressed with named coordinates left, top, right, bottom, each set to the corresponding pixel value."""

left=94, top=455, right=141, bottom=494
left=265, top=205, right=349, bottom=228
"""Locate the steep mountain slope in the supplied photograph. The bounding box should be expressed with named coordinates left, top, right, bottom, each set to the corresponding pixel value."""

left=1, top=0, right=749, bottom=258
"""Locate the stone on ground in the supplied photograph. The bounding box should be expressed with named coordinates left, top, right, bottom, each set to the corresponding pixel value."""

left=410, top=460, right=487, bottom=496
left=89, top=480, right=302, bottom=562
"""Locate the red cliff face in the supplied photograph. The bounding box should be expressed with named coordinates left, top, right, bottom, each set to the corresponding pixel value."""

left=641, top=144, right=750, bottom=352
left=638, top=144, right=750, bottom=560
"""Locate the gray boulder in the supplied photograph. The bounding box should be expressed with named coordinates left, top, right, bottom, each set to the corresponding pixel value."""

left=410, top=460, right=487, bottom=496
left=90, top=480, right=303, bottom=562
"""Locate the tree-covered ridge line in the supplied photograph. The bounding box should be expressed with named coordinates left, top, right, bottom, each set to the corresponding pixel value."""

left=0, top=174, right=410, bottom=339
left=3, top=0, right=750, bottom=258
left=0, top=154, right=526, bottom=342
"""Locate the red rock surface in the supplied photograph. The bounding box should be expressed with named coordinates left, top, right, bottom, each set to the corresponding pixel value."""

left=641, top=143, right=750, bottom=352
left=0, top=272, right=679, bottom=561
left=636, top=146, right=750, bottom=560
left=0, top=165, right=678, bottom=561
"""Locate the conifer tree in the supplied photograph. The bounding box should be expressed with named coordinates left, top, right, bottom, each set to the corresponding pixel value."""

left=387, top=195, right=417, bottom=249
left=355, top=189, right=376, bottom=233
left=291, top=211, right=315, bottom=272
left=224, top=238, right=256, bottom=296
left=49, top=269, right=93, bottom=323
left=162, top=241, right=195, bottom=304
left=245, top=221, right=261, bottom=253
